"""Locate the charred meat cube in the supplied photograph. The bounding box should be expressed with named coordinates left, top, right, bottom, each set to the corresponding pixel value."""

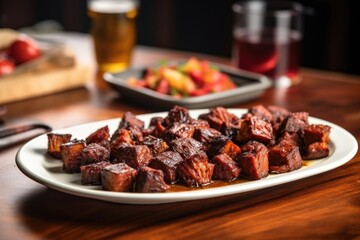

left=150, top=120, right=166, bottom=138
left=199, top=107, right=239, bottom=131
left=149, top=116, right=164, bottom=127
left=149, top=151, right=184, bottom=184
left=163, top=123, right=195, bottom=142
left=60, top=140, right=86, bottom=173
left=207, top=135, right=241, bottom=160
left=302, top=142, right=330, bottom=160
left=86, top=126, right=110, bottom=145
left=277, top=132, right=303, bottom=148
left=101, top=163, right=137, bottom=192
left=80, top=161, right=112, bottom=185
left=237, top=141, right=269, bottom=180
left=111, top=144, right=152, bottom=169
left=111, top=129, right=133, bottom=145
left=267, top=105, right=289, bottom=125
left=163, top=105, right=192, bottom=127
left=268, top=142, right=302, bottom=173
left=219, top=120, right=242, bottom=140
left=193, top=127, right=222, bottom=150
left=278, top=112, right=309, bottom=136
left=189, top=119, right=210, bottom=129
left=125, top=125, right=144, bottom=143
left=135, top=166, right=170, bottom=193
left=170, top=137, right=203, bottom=159
left=177, top=152, right=214, bottom=187
left=211, top=154, right=241, bottom=182
left=47, top=133, right=72, bottom=158
left=141, top=135, right=169, bottom=157
left=236, top=116, right=273, bottom=144
left=248, top=104, right=273, bottom=123
left=118, top=111, right=144, bottom=129
left=303, top=124, right=331, bottom=146
left=81, top=143, right=110, bottom=165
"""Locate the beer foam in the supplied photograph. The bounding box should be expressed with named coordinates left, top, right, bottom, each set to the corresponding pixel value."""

left=89, top=0, right=137, bottom=14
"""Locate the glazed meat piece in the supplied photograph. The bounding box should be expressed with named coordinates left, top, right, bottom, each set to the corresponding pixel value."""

left=207, top=135, right=241, bottom=160
left=277, top=132, right=303, bottom=148
left=248, top=104, right=273, bottom=123
left=236, top=116, right=273, bottom=144
left=135, top=166, right=170, bottom=193
left=237, top=141, right=269, bottom=180
left=86, top=126, right=110, bottom=146
left=170, top=137, right=203, bottom=159
left=60, top=140, right=86, bottom=173
left=118, top=111, right=144, bottom=129
left=149, top=151, right=184, bottom=184
left=141, top=135, right=169, bottom=157
left=163, top=123, right=195, bottom=142
left=81, top=143, right=110, bottom=165
left=268, top=142, right=302, bottom=173
left=177, top=152, right=214, bottom=187
left=47, top=133, right=72, bottom=158
left=219, top=120, right=242, bottom=140
left=303, top=124, right=331, bottom=146
left=126, top=125, right=144, bottom=143
left=111, top=129, right=133, bottom=145
left=302, top=142, right=330, bottom=159
left=211, top=154, right=241, bottom=182
left=267, top=105, right=289, bottom=125
left=150, top=120, right=166, bottom=138
left=80, top=161, right=112, bottom=185
left=101, top=163, right=137, bottom=192
left=199, top=107, right=239, bottom=131
left=189, top=119, right=210, bottom=129
left=149, top=116, right=164, bottom=127
left=193, top=127, right=222, bottom=150
left=278, top=112, right=309, bottom=136
left=111, top=144, right=152, bottom=169
left=163, top=105, right=192, bottom=127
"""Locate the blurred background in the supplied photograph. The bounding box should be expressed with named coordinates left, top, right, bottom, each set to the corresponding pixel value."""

left=0, top=0, right=359, bottom=75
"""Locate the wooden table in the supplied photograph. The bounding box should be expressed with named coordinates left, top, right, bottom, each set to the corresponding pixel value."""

left=1, top=34, right=359, bottom=239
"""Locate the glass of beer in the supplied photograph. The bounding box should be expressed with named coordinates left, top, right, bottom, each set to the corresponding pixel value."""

left=88, top=0, right=138, bottom=73
left=232, top=1, right=304, bottom=88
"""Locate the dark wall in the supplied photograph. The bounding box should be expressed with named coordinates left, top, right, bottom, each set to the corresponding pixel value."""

left=0, top=0, right=359, bottom=75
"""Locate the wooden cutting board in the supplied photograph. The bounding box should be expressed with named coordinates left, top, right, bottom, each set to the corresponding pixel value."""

left=0, top=29, right=91, bottom=104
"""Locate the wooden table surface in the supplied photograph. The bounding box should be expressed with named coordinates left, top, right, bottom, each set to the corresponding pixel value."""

left=0, top=34, right=359, bottom=239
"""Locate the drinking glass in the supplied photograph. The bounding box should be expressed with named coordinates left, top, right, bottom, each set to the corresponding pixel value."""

left=232, top=1, right=303, bottom=88
left=88, top=0, right=138, bottom=73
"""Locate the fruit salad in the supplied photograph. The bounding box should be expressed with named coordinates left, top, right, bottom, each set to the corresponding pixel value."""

left=128, top=58, right=236, bottom=98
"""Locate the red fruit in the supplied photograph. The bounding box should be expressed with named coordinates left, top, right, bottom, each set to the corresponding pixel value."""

left=189, top=69, right=204, bottom=87
left=156, top=79, right=170, bottom=94
left=0, top=58, right=15, bottom=76
left=8, top=37, right=40, bottom=64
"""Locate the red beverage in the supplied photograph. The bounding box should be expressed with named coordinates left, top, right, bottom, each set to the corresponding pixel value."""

left=233, top=29, right=301, bottom=85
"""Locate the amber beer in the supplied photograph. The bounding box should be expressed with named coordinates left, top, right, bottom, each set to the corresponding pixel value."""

left=88, top=0, right=138, bottom=72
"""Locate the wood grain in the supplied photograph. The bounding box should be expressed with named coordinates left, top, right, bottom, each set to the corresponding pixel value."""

left=0, top=35, right=359, bottom=239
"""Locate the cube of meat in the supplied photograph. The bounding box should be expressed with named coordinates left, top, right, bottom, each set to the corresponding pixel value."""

left=111, top=144, right=152, bottom=169
left=111, top=129, right=133, bottom=145
left=219, top=120, right=242, bottom=140
left=237, top=141, right=269, bottom=180
left=177, top=152, right=214, bottom=187
left=207, top=135, right=241, bottom=160
left=268, top=142, right=302, bottom=173
left=47, top=133, right=72, bottom=158
left=125, top=125, right=144, bottom=143
left=101, top=163, right=137, bottom=192
left=267, top=105, right=289, bottom=125
left=149, top=151, right=184, bottom=184
left=141, top=135, right=169, bottom=157
left=163, top=123, right=195, bottom=142
left=163, top=105, right=192, bottom=127
left=277, top=132, right=303, bottom=148
left=189, top=119, right=210, bottom=129
left=211, top=154, right=241, bottom=182
left=303, top=124, right=331, bottom=146
left=150, top=120, right=166, bottom=138
left=118, top=111, right=144, bottom=129
left=199, top=107, right=239, bottom=131
left=170, top=137, right=203, bottom=159
left=278, top=112, right=309, bottom=136
left=149, top=116, right=164, bottom=127
left=135, top=166, right=170, bottom=193
left=248, top=104, right=273, bottom=123
left=236, top=116, right=273, bottom=144
left=302, top=142, right=330, bottom=160
left=80, top=161, right=112, bottom=185
left=86, top=126, right=110, bottom=146
left=81, top=143, right=110, bottom=165
left=60, top=140, right=86, bottom=173
left=193, top=127, right=222, bottom=150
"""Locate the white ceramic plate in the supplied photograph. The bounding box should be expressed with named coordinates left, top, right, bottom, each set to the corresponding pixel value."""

left=16, top=109, right=358, bottom=204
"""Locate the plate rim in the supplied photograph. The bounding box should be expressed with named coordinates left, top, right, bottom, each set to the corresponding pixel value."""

left=15, top=109, right=358, bottom=204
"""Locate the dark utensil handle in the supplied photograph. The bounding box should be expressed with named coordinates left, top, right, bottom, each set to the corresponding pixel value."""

left=0, top=123, right=52, bottom=139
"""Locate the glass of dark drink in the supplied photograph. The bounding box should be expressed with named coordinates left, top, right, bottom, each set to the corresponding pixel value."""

left=232, top=1, right=304, bottom=88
